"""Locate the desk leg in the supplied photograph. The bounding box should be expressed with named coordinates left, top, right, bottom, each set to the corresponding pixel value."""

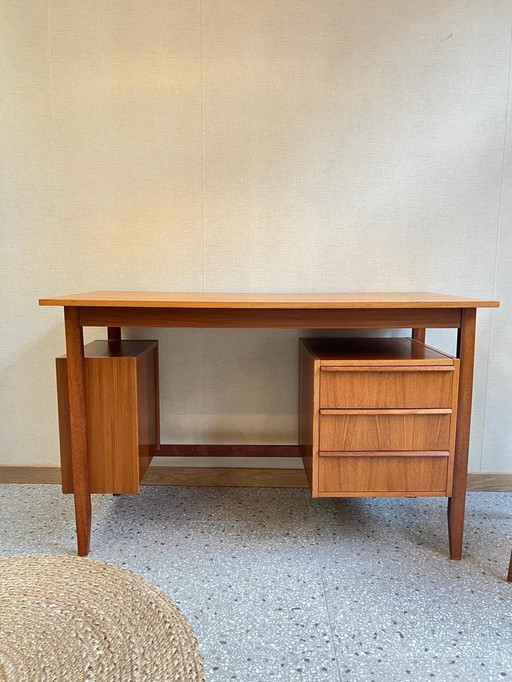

left=449, top=308, right=476, bottom=560
left=107, top=327, right=122, bottom=496
left=107, top=327, right=121, bottom=341
left=64, top=307, right=91, bottom=556
left=411, top=328, right=426, bottom=344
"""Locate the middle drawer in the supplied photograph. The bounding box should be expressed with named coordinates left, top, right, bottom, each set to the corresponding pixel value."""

left=319, top=411, right=451, bottom=452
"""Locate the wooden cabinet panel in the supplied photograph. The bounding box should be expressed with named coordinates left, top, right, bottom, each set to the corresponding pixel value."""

left=318, top=455, right=448, bottom=495
left=298, top=342, right=319, bottom=491
left=320, top=367, right=454, bottom=409
left=319, top=412, right=451, bottom=452
left=56, top=340, right=159, bottom=494
left=299, top=338, right=459, bottom=499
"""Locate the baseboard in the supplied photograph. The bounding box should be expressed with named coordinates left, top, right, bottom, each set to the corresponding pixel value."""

left=0, top=467, right=62, bottom=484
left=143, top=467, right=308, bottom=487
left=465, top=474, right=512, bottom=492
left=1, top=466, right=511, bottom=491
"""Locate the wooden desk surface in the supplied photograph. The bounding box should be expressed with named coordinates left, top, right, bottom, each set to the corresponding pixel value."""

left=39, top=291, right=499, bottom=309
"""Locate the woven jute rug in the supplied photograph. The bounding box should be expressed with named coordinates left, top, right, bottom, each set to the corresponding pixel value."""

left=0, top=555, right=205, bottom=682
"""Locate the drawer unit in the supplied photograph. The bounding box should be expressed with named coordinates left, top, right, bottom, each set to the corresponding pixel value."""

left=299, top=338, right=459, bottom=498
left=56, top=340, right=159, bottom=494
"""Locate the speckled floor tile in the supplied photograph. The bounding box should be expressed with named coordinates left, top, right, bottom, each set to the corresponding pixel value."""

left=0, top=485, right=510, bottom=682
left=312, top=494, right=512, bottom=681
left=89, top=491, right=336, bottom=681
left=0, top=485, right=339, bottom=681
left=332, top=656, right=511, bottom=682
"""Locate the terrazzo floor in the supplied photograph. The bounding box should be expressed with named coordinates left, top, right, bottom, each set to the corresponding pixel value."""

left=0, top=484, right=510, bottom=682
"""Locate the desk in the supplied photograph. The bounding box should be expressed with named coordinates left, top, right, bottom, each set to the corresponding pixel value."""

left=39, top=291, right=498, bottom=557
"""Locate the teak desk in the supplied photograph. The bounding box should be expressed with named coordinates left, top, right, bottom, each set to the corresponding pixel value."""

left=39, top=291, right=498, bottom=557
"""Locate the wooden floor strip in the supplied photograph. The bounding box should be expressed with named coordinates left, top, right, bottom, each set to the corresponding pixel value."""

left=143, top=467, right=308, bottom=487
left=0, top=466, right=511, bottom=491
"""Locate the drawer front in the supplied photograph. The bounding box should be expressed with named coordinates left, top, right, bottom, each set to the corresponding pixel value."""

left=318, top=455, right=448, bottom=494
left=320, top=368, right=454, bottom=409
left=319, top=413, right=451, bottom=452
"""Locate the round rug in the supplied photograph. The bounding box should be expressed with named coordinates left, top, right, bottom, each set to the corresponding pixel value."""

left=0, top=555, right=205, bottom=682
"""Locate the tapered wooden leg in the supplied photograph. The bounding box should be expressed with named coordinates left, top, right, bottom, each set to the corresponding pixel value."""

left=64, top=307, right=91, bottom=556
left=107, top=327, right=121, bottom=341
left=507, top=551, right=512, bottom=582
left=108, top=327, right=122, bottom=496
left=411, top=328, right=426, bottom=344
left=449, top=308, right=476, bottom=560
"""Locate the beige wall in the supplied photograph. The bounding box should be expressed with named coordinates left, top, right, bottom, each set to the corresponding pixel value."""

left=1, top=1, right=510, bottom=472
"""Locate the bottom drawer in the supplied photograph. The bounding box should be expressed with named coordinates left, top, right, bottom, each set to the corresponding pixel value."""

left=318, top=455, right=448, bottom=495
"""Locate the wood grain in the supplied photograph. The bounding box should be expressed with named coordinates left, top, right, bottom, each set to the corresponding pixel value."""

left=0, top=467, right=511, bottom=490
left=93, top=358, right=138, bottom=491
left=0, top=467, right=63, bottom=484
left=141, top=467, right=308, bottom=487
left=299, top=337, right=460, bottom=508
left=137, top=346, right=159, bottom=478
left=446, top=360, right=460, bottom=496
left=77, top=307, right=463, bottom=329
left=449, top=308, right=477, bottom=559
left=154, top=444, right=300, bottom=457
left=39, top=291, right=500, bottom=308
left=64, top=307, right=91, bottom=556
left=465, top=473, right=512, bottom=491
left=412, top=328, right=426, bottom=344
left=303, top=337, right=454, bottom=363
left=320, top=368, right=454, bottom=409
left=298, top=341, right=320, bottom=493
left=319, top=413, right=451, bottom=452
left=57, top=341, right=158, bottom=494
left=318, top=456, right=448, bottom=494
left=55, top=359, right=74, bottom=493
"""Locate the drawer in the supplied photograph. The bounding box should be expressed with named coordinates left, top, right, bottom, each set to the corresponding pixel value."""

left=319, top=411, right=451, bottom=452
left=320, top=367, right=454, bottom=409
left=318, top=455, right=448, bottom=494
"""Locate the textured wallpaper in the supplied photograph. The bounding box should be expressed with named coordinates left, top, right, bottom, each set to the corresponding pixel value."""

left=1, top=0, right=510, bottom=471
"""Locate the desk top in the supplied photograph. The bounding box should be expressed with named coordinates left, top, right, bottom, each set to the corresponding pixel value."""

left=39, top=291, right=499, bottom=309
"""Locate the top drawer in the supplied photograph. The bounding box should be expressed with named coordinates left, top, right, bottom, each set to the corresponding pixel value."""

left=320, top=366, right=455, bottom=409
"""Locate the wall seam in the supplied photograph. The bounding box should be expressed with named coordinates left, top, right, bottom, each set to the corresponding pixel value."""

left=200, top=0, right=205, bottom=294
left=46, top=2, right=58, bottom=204
left=46, top=3, right=55, bottom=131
left=200, top=0, right=207, bottom=441
left=477, top=27, right=512, bottom=473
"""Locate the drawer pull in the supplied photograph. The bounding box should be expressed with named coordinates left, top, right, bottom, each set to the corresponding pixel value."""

left=319, top=408, right=452, bottom=416
left=318, top=450, right=450, bottom=458
left=321, top=366, right=454, bottom=372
